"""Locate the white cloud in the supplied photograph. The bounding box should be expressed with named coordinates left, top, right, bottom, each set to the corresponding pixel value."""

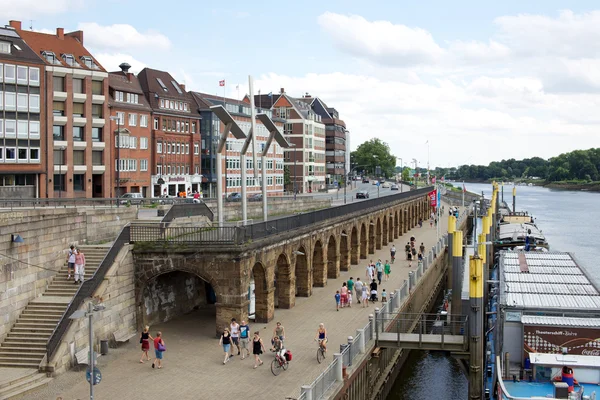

left=448, top=40, right=511, bottom=63
left=93, top=53, right=147, bottom=73
left=77, top=22, right=171, bottom=52
left=0, top=0, right=83, bottom=19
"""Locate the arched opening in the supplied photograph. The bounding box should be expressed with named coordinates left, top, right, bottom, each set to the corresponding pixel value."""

left=275, top=254, right=293, bottom=309
left=389, top=216, right=394, bottom=243
left=341, top=231, right=350, bottom=270
left=376, top=218, right=382, bottom=250
left=368, top=221, right=375, bottom=254
left=359, top=224, right=367, bottom=260
left=382, top=216, right=388, bottom=247
left=295, top=245, right=310, bottom=297
left=327, top=235, right=339, bottom=278
left=394, top=211, right=399, bottom=239
left=350, top=226, right=359, bottom=264
left=251, top=262, right=271, bottom=323
left=313, top=240, right=326, bottom=287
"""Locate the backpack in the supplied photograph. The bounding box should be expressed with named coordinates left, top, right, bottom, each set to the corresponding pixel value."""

left=285, top=350, right=292, bottom=361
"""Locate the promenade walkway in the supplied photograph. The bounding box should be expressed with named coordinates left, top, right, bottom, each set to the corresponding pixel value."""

left=25, top=205, right=455, bottom=400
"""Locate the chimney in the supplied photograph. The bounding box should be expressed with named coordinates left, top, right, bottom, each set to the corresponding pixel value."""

left=65, top=30, right=83, bottom=44
left=304, top=92, right=311, bottom=98
left=180, top=84, right=185, bottom=91
left=56, top=28, right=64, bottom=40
left=280, top=87, right=285, bottom=94
left=9, top=20, right=22, bottom=30
left=119, top=63, right=132, bottom=81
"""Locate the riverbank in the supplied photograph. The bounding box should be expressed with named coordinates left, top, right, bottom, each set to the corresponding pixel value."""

left=543, top=181, right=600, bottom=192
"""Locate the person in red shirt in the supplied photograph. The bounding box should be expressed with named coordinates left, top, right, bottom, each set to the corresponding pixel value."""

left=193, top=191, right=201, bottom=203
left=152, top=331, right=165, bottom=369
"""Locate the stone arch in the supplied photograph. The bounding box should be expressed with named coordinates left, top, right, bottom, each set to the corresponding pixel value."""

left=341, top=230, right=350, bottom=270
left=382, top=215, right=388, bottom=247
left=394, top=211, right=399, bottom=239
left=388, top=215, right=394, bottom=243
left=359, top=224, right=367, bottom=260
left=275, top=253, right=294, bottom=309
left=313, top=240, right=326, bottom=287
left=327, top=235, right=339, bottom=279
left=368, top=221, right=375, bottom=254
left=251, top=261, right=270, bottom=323
left=376, top=217, right=382, bottom=250
left=295, top=245, right=310, bottom=297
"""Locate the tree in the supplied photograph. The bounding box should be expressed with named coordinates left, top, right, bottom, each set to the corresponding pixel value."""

left=401, top=167, right=410, bottom=182
left=283, top=166, right=291, bottom=187
left=350, top=138, right=397, bottom=178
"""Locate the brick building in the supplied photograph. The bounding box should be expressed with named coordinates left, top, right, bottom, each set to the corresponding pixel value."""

left=11, top=20, right=111, bottom=198
left=108, top=63, right=152, bottom=197
left=193, top=92, right=285, bottom=197
left=137, top=68, right=201, bottom=197
left=0, top=26, right=45, bottom=198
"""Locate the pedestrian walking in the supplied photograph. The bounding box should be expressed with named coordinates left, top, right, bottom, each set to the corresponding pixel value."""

left=366, top=264, right=374, bottom=281
left=375, top=260, right=384, bottom=285
left=384, top=260, right=391, bottom=281
left=219, top=328, right=232, bottom=364
left=252, top=331, right=266, bottom=369
left=335, top=290, right=341, bottom=311
left=139, top=325, right=153, bottom=363
left=230, top=318, right=241, bottom=356
left=405, top=242, right=411, bottom=260
left=74, top=248, right=85, bottom=284
left=272, top=322, right=285, bottom=344
left=420, top=242, right=425, bottom=255
left=390, top=244, right=396, bottom=264
left=347, top=277, right=355, bottom=296
left=381, top=289, right=388, bottom=303
left=347, top=291, right=352, bottom=307
left=354, top=278, right=363, bottom=304
left=361, top=285, right=369, bottom=307
left=66, top=245, right=76, bottom=281
left=340, top=282, right=348, bottom=308
left=151, top=332, right=165, bottom=369
left=239, top=320, right=250, bottom=359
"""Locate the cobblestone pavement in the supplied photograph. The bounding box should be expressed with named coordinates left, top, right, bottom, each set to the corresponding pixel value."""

left=25, top=207, right=454, bottom=400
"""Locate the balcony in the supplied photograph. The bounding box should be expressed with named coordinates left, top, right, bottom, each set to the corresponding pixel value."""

left=92, top=94, right=105, bottom=104
left=92, top=118, right=105, bottom=127
left=326, top=155, right=346, bottom=163
left=92, top=165, right=106, bottom=173
left=53, top=91, right=67, bottom=101
left=73, top=93, right=86, bottom=103
left=73, top=116, right=86, bottom=126
left=54, top=115, right=67, bottom=126
left=326, top=142, right=346, bottom=151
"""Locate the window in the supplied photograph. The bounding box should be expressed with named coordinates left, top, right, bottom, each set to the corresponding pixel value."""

left=0, top=41, right=10, bottom=54
left=0, top=120, right=3, bottom=136
left=5, top=92, right=15, bottom=110
left=17, top=93, right=27, bottom=111
left=92, top=127, right=102, bottom=142
left=73, top=150, right=85, bottom=165
left=5, top=64, right=15, bottom=82
left=0, top=90, right=3, bottom=109
left=170, top=100, right=175, bottom=109
left=126, top=93, right=139, bottom=104
left=18, top=148, right=27, bottom=161
left=157, top=141, right=162, bottom=153
left=73, top=174, right=85, bottom=191
left=176, top=121, right=180, bottom=132
left=53, top=101, right=65, bottom=116
left=167, top=143, right=171, bottom=154
left=5, top=120, right=15, bottom=138
left=92, top=104, right=102, bottom=118
left=171, top=81, right=182, bottom=94
left=29, top=148, right=40, bottom=162
left=73, top=126, right=84, bottom=141
left=116, top=112, right=125, bottom=125
left=140, top=137, right=148, bottom=149
left=53, top=174, right=65, bottom=191
left=92, top=80, right=102, bottom=95
left=62, top=53, right=76, bottom=67
left=29, top=94, right=40, bottom=112
left=153, top=117, right=159, bottom=129
left=29, top=121, right=40, bottom=139
left=156, top=78, right=168, bottom=91
left=141, top=159, right=148, bottom=171
left=185, top=144, right=189, bottom=154
left=53, top=125, right=64, bottom=140
left=160, top=99, right=165, bottom=108
left=140, top=115, right=148, bottom=127
left=184, top=103, right=188, bottom=112
left=17, top=66, right=27, bottom=84
left=72, top=78, right=84, bottom=94
left=191, top=122, right=196, bottom=133
left=53, top=150, right=64, bottom=165
left=17, top=121, right=28, bottom=138
left=115, top=91, right=124, bottom=102
left=53, top=76, right=64, bottom=91
left=72, top=102, right=84, bottom=117
left=80, top=56, right=96, bottom=69
left=176, top=143, right=180, bottom=154
left=129, top=136, right=137, bottom=149
left=92, top=151, right=103, bottom=165
left=5, top=147, right=16, bottom=161
left=128, top=113, right=137, bottom=126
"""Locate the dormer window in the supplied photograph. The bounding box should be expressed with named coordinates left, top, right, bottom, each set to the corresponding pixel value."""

left=42, top=51, right=62, bottom=65
left=61, top=53, right=79, bottom=67
left=156, top=78, right=168, bottom=92
left=80, top=56, right=98, bottom=69
left=0, top=42, right=10, bottom=54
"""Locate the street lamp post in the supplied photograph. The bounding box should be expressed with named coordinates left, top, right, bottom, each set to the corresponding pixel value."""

left=109, top=116, right=121, bottom=207
left=290, top=144, right=297, bottom=200
left=396, top=157, right=403, bottom=193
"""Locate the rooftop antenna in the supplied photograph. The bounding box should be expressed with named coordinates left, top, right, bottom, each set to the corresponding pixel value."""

left=29, top=20, right=34, bottom=31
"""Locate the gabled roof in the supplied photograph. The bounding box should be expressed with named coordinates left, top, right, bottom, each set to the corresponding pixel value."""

left=194, top=92, right=248, bottom=107
left=14, top=23, right=105, bottom=71
left=0, top=27, right=45, bottom=65
left=252, top=93, right=280, bottom=109
left=137, top=67, right=200, bottom=118
left=108, top=71, right=152, bottom=111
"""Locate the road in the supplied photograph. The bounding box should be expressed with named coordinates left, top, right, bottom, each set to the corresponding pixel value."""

left=309, top=181, right=413, bottom=205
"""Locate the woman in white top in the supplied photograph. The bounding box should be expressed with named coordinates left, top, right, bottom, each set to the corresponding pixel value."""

left=361, top=285, right=369, bottom=307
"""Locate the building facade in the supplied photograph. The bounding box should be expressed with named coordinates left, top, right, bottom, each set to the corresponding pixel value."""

left=108, top=63, right=152, bottom=197
left=137, top=68, right=201, bottom=198
left=194, top=92, right=285, bottom=198
left=0, top=26, right=46, bottom=198
left=12, top=20, right=111, bottom=198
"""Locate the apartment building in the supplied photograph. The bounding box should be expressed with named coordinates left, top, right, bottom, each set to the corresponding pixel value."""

left=137, top=68, right=201, bottom=197
left=12, top=20, right=111, bottom=198
left=0, top=26, right=45, bottom=198
left=193, top=92, right=285, bottom=197
left=271, top=90, right=326, bottom=193
left=108, top=63, right=152, bottom=197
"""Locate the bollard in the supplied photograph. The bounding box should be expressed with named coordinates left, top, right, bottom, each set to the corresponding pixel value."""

left=374, top=307, right=380, bottom=333
left=408, top=271, right=415, bottom=292
left=369, top=314, right=375, bottom=339
left=301, top=385, right=313, bottom=400
left=356, top=329, right=365, bottom=354
left=347, top=336, right=354, bottom=366
left=334, top=353, right=343, bottom=381
left=396, top=288, right=403, bottom=305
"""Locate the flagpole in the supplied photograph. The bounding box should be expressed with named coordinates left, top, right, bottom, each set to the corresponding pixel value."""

left=462, top=180, right=465, bottom=210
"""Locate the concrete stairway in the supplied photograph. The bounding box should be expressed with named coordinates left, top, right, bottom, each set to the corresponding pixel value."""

left=0, top=369, right=53, bottom=400
left=0, top=246, right=109, bottom=399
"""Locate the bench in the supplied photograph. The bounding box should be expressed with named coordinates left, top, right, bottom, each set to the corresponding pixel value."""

left=74, top=347, right=100, bottom=368
left=372, top=347, right=381, bottom=358
left=112, top=328, right=137, bottom=347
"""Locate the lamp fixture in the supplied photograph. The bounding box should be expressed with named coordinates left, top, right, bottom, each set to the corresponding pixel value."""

left=11, top=234, right=24, bottom=243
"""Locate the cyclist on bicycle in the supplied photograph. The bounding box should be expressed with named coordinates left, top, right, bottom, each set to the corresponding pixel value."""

left=314, top=323, right=328, bottom=353
left=271, top=336, right=286, bottom=359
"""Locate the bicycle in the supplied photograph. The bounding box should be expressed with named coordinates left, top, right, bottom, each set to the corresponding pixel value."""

left=271, top=349, right=288, bottom=376
left=316, top=339, right=327, bottom=364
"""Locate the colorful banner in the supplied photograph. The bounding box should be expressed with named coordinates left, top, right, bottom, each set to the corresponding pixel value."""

left=524, top=325, right=600, bottom=356
left=428, top=190, right=437, bottom=208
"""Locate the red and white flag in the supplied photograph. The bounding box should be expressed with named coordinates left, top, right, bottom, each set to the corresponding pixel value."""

left=219, top=80, right=225, bottom=87
left=463, top=182, right=466, bottom=193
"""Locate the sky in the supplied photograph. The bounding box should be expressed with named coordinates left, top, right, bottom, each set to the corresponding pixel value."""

left=3, top=0, right=600, bottom=168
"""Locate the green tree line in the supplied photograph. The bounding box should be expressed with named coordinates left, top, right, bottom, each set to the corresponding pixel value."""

left=435, top=148, right=600, bottom=182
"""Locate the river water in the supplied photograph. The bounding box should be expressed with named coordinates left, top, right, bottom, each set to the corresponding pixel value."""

left=388, top=183, right=600, bottom=399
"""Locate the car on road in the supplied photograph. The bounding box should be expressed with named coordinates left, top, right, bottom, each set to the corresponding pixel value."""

left=372, top=180, right=378, bottom=185
left=382, top=182, right=391, bottom=188
left=362, top=178, right=369, bottom=183
left=391, top=184, right=399, bottom=191
left=226, top=192, right=242, bottom=202
left=120, top=192, right=144, bottom=205
left=356, top=190, right=369, bottom=199
left=248, top=193, right=263, bottom=202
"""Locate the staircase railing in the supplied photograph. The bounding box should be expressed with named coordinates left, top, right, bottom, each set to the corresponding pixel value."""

left=46, top=225, right=131, bottom=363
left=162, top=203, right=214, bottom=225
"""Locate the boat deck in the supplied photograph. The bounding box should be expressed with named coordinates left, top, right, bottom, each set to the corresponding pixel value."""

left=502, top=381, right=599, bottom=399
